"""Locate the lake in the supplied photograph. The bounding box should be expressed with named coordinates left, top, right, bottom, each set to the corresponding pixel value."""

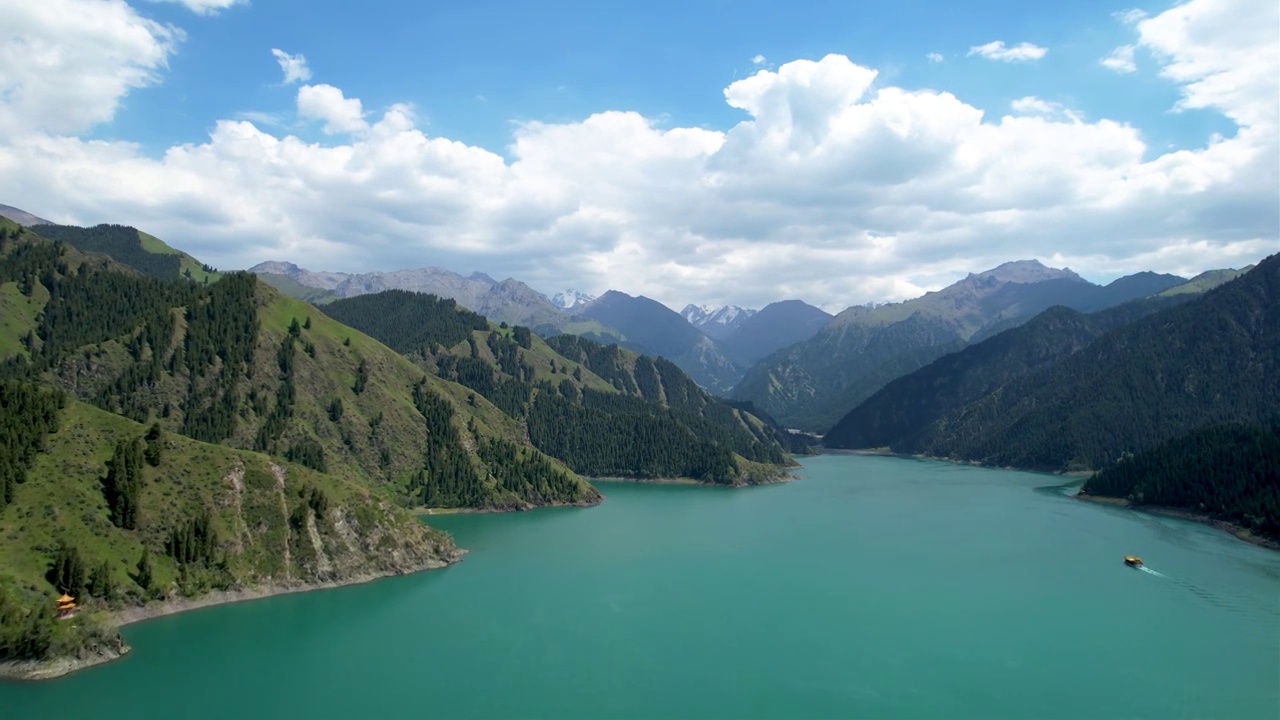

left=3, top=454, right=1278, bottom=718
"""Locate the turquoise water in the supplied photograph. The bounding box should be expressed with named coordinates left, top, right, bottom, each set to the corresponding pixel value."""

left=4, top=455, right=1278, bottom=718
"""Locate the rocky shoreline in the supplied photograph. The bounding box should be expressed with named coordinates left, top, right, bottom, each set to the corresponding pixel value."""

left=0, top=552, right=465, bottom=683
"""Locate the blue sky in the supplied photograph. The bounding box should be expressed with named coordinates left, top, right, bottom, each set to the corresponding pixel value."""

left=0, top=0, right=1275, bottom=310
left=111, top=0, right=1228, bottom=158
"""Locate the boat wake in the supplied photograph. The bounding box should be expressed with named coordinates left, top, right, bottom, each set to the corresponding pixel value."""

left=1138, top=566, right=1165, bottom=578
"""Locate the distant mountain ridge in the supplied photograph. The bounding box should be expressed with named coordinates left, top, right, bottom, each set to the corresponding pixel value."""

left=578, top=291, right=745, bottom=394
left=681, top=304, right=757, bottom=340
left=249, top=260, right=572, bottom=331
left=733, top=259, right=1189, bottom=431
left=0, top=203, right=53, bottom=227
left=719, top=300, right=832, bottom=369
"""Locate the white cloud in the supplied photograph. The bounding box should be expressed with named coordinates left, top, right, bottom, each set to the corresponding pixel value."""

left=751, top=54, right=766, bottom=65
left=0, top=0, right=1274, bottom=312
left=968, top=41, right=1048, bottom=62
left=146, top=0, right=244, bottom=15
left=1011, top=96, right=1058, bottom=114
left=926, top=52, right=944, bottom=63
left=1102, top=45, right=1137, bottom=73
left=0, top=0, right=180, bottom=136
left=1115, top=8, right=1148, bottom=24
left=296, top=84, right=368, bottom=134
left=271, top=48, right=311, bottom=84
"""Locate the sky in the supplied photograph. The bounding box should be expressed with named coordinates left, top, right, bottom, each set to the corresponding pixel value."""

left=0, top=0, right=1276, bottom=312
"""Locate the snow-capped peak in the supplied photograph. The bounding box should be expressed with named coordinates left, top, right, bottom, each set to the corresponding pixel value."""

left=681, top=304, right=757, bottom=331
left=551, top=289, right=596, bottom=310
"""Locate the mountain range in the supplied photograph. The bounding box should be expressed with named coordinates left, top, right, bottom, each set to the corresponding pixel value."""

left=827, top=253, right=1279, bottom=471
left=731, top=260, right=1195, bottom=431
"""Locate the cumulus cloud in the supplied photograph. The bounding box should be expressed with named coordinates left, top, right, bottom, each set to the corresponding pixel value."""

left=271, top=48, right=311, bottom=84
left=0, top=0, right=180, bottom=136
left=0, top=0, right=1275, bottom=311
left=926, top=52, right=944, bottom=63
left=146, top=0, right=244, bottom=14
left=1102, top=45, right=1137, bottom=73
left=296, top=84, right=368, bottom=134
left=751, top=54, right=766, bottom=65
left=968, top=41, right=1048, bottom=62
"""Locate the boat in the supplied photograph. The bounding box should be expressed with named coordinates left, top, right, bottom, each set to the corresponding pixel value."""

left=1124, top=555, right=1143, bottom=568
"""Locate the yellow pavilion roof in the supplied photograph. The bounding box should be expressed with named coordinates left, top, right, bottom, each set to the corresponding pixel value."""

left=57, top=594, right=75, bottom=603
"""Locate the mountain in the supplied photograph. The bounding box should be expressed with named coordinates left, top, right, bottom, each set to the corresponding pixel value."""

left=1, top=224, right=599, bottom=512
left=732, top=260, right=1187, bottom=432
left=1080, top=422, right=1280, bottom=542
left=0, top=221, right=516, bottom=665
left=1159, top=266, right=1253, bottom=296
left=881, top=254, right=1278, bottom=472
left=578, top=291, right=744, bottom=393
left=824, top=294, right=1194, bottom=450
left=551, top=289, right=595, bottom=310
left=247, top=261, right=574, bottom=332
left=320, top=290, right=796, bottom=484
left=680, top=304, right=757, bottom=341
left=0, top=204, right=53, bottom=227
left=719, top=300, right=832, bottom=369
left=32, top=223, right=218, bottom=284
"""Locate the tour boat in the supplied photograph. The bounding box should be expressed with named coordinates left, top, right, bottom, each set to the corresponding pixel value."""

left=1124, top=555, right=1143, bottom=568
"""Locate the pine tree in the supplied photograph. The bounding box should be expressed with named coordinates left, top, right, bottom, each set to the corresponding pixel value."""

left=48, top=542, right=87, bottom=596
left=144, top=422, right=164, bottom=466
left=135, top=549, right=153, bottom=591
left=88, top=560, right=115, bottom=600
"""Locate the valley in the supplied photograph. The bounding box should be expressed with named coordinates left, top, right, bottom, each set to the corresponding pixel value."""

left=0, top=205, right=1275, bottom=685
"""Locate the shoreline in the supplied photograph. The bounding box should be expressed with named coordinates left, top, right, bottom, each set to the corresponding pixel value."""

left=1074, top=493, right=1279, bottom=551
left=835, top=448, right=1276, bottom=552
left=830, top=447, right=1088, bottom=476
left=0, top=553, right=465, bottom=683
left=415, top=497, right=604, bottom=516
left=591, top=472, right=795, bottom=488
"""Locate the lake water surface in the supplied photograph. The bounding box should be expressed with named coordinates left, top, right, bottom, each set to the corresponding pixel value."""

left=4, top=454, right=1278, bottom=718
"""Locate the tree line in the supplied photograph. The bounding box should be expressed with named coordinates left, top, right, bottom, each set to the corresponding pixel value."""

left=1085, top=423, right=1280, bottom=539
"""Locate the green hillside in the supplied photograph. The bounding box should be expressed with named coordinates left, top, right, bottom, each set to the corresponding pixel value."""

left=0, top=228, right=599, bottom=512
left=31, top=224, right=218, bottom=283
left=0, top=392, right=460, bottom=664
left=322, top=291, right=797, bottom=485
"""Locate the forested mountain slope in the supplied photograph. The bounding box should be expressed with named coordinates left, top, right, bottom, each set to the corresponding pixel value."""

left=897, top=255, right=1279, bottom=471
left=32, top=223, right=217, bottom=283
left=322, top=291, right=797, bottom=485
left=1082, top=423, right=1280, bottom=542
left=0, top=385, right=460, bottom=664
left=733, top=260, right=1187, bottom=431
left=824, top=295, right=1192, bottom=450
left=0, top=224, right=598, bottom=512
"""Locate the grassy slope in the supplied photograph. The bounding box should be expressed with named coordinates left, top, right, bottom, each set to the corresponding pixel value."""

left=1158, top=268, right=1249, bottom=297
left=254, top=291, right=594, bottom=505
left=0, top=401, right=458, bottom=605
left=137, top=231, right=218, bottom=284
left=0, top=281, right=45, bottom=359
left=0, top=232, right=597, bottom=511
